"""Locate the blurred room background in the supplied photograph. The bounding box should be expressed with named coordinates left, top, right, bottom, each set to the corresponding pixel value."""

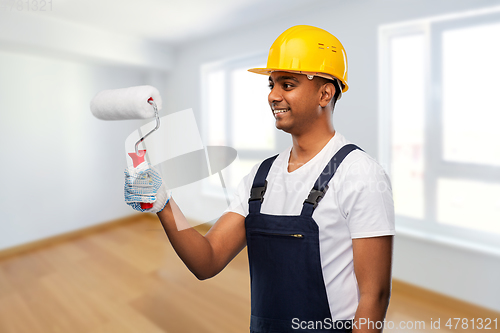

left=0, top=0, right=499, bottom=332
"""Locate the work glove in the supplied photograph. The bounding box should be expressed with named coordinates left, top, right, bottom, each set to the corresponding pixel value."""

left=124, top=162, right=171, bottom=214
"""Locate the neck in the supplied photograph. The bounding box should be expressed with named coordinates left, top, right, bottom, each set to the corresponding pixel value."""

left=289, top=113, right=336, bottom=166
left=290, top=129, right=336, bottom=161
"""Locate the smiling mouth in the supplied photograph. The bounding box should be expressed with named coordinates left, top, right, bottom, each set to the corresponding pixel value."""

left=273, top=108, right=289, bottom=115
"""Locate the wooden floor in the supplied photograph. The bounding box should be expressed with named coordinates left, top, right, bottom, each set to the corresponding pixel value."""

left=0, top=215, right=497, bottom=333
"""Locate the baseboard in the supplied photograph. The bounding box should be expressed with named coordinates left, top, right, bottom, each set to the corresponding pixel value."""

left=0, top=213, right=157, bottom=260
left=392, top=279, right=500, bottom=317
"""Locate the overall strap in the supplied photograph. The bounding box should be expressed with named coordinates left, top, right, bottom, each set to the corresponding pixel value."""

left=301, top=144, right=363, bottom=217
left=248, top=154, right=279, bottom=214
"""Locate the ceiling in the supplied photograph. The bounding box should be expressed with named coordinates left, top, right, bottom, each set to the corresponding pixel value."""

left=36, top=0, right=323, bottom=44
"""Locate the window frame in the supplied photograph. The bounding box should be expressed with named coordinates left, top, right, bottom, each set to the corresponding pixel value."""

left=379, top=9, right=500, bottom=254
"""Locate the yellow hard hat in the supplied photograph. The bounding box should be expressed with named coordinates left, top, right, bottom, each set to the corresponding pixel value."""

left=248, top=25, right=349, bottom=93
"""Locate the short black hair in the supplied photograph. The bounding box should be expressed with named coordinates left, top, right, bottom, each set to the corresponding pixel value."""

left=331, top=79, right=342, bottom=108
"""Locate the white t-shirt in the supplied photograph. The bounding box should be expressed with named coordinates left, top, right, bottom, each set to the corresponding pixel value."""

left=224, top=131, right=395, bottom=319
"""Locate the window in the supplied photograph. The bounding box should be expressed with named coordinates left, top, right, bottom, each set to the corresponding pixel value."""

left=201, top=54, right=273, bottom=197
left=379, top=8, right=500, bottom=249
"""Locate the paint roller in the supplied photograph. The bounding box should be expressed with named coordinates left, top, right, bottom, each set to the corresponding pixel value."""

left=90, top=85, right=163, bottom=210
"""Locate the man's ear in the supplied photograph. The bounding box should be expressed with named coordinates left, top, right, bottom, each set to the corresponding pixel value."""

left=319, top=82, right=335, bottom=108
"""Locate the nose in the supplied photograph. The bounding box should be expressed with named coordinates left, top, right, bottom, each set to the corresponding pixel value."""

left=268, top=85, right=283, bottom=105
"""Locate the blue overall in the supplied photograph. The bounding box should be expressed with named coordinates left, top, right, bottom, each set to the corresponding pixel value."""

left=245, top=144, right=362, bottom=333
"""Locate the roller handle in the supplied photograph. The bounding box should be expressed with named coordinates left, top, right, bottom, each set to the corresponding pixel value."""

left=128, top=149, right=154, bottom=210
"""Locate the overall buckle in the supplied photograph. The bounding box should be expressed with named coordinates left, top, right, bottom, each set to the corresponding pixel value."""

left=304, top=185, right=329, bottom=209
left=249, top=180, right=268, bottom=203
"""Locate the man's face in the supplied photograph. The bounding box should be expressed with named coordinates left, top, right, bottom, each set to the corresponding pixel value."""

left=268, top=71, right=323, bottom=134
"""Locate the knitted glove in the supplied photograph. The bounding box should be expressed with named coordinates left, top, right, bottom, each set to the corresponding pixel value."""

left=124, top=162, right=171, bottom=214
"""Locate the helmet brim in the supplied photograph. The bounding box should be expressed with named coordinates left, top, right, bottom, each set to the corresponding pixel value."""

left=247, top=68, right=272, bottom=75
left=247, top=68, right=348, bottom=93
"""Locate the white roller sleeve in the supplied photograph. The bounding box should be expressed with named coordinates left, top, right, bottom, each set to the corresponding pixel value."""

left=90, top=85, right=163, bottom=120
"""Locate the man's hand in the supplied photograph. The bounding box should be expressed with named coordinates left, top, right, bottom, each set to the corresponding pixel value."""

left=124, top=162, right=171, bottom=214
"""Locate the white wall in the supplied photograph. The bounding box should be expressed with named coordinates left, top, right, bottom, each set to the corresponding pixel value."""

left=0, top=50, right=168, bottom=250
left=166, top=0, right=500, bottom=312
left=0, top=12, right=173, bottom=70
left=0, top=12, right=171, bottom=251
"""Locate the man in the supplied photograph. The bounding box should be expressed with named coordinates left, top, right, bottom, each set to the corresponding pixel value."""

left=125, top=25, right=394, bottom=333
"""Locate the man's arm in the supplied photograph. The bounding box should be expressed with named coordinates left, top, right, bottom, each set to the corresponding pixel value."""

left=352, top=235, right=393, bottom=333
left=157, top=197, right=247, bottom=280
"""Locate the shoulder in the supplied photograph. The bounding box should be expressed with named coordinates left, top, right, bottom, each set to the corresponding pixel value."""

left=333, top=148, right=393, bottom=217
left=328, top=134, right=389, bottom=182
left=344, top=149, right=387, bottom=177
left=326, top=138, right=391, bottom=193
left=340, top=150, right=391, bottom=190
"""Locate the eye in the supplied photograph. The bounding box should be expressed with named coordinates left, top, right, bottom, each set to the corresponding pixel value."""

left=268, top=83, right=274, bottom=90
left=283, top=83, right=294, bottom=89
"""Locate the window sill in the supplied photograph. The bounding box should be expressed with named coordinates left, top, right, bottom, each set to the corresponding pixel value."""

left=396, top=224, right=500, bottom=258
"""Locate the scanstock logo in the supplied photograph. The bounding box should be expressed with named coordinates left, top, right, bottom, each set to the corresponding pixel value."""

left=125, top=108, right=237, bottom=226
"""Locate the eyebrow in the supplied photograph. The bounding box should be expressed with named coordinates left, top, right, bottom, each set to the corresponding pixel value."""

left=269, top=75, right=299, bottom=83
